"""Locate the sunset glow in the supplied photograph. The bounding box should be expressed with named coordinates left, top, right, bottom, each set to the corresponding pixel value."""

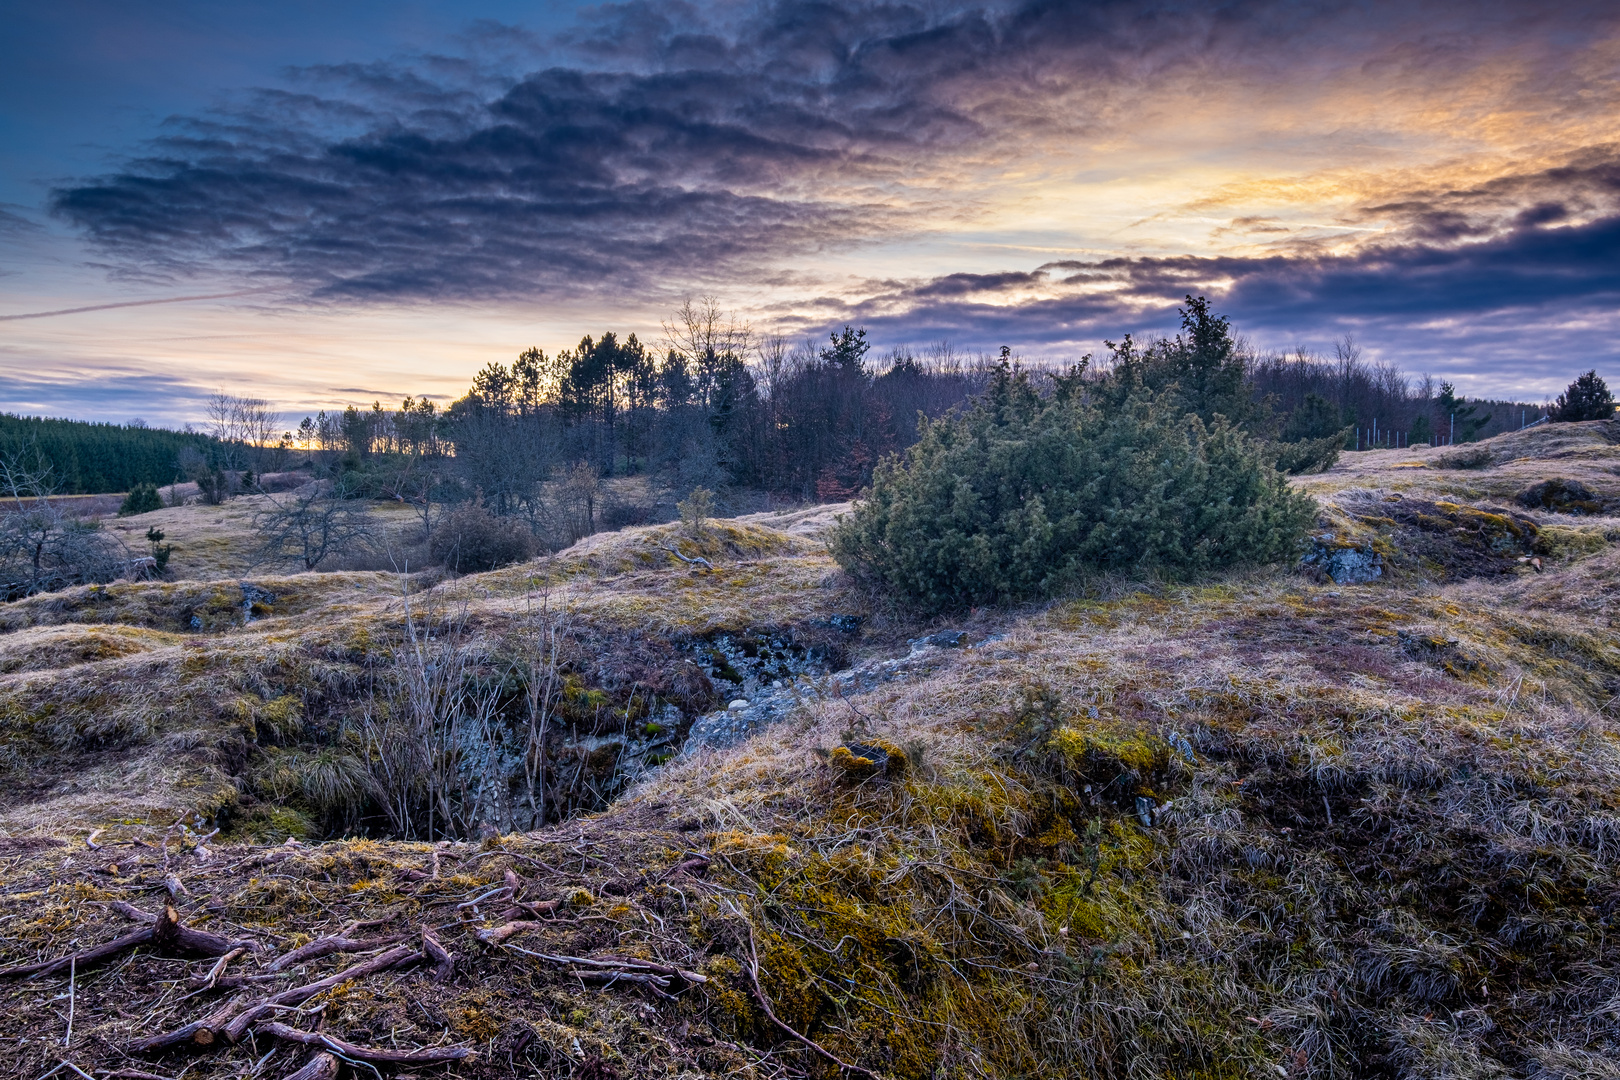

left=3, top=0, right=1617, bottom=425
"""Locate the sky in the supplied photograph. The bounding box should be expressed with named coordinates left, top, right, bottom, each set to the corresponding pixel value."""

left=1, top=0, right=1617, bottom=428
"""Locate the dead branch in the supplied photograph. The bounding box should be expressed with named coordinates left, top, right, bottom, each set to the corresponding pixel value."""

left=222, top=944, right=421, bottom=1043
left=254, top=1021, right=475, bottom=1063
left=283, top=1052, right=339, bottom=1080
left=95, top=900, right=158, bottom=924
left=202, top=947, right=247, bottom=990
left=589, top=953, right=708, bottom=984
left=127, top=995, right=245, bottom=1053
left=421, top=927, right=455, bottom=983
left=500, top=945, right=705, bottom=987
left=735, top=906, right=884, bottom=1080
left=0, top=926, right=153, bottom=980
left=569, top=968, right=674, bottom=997
left=85, top=829, right=104, bottom=851
left=264, top=933, right=408, bottom=973
left=663, top=544, right=715, bottom=571
left=474, top=919, right=546, bottom=946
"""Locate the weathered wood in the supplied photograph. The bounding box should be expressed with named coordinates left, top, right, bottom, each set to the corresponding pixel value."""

left=475, top=919, right=545, bottom=946
left=254, top=1021, right=475, bottom=1063
left=422, top=926, right=455, bottom=983
left=127, top=995, right=245, bottom=1053
left=149, top=902, right=260, bottom=957
left=0, top=926, right=153, bottom=980
left=264, top=933, right=407, bottom=973
left=222, top=945, right=420, bottom=1043
left=282, top=1051, right=339, bottom=1080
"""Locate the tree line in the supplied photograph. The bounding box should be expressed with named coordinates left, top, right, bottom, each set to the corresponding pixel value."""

left=0, top=414, right=216, bottom=494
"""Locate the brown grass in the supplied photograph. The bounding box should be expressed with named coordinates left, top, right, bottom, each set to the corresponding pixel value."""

left=0, top=423, right=1617, bottom=1078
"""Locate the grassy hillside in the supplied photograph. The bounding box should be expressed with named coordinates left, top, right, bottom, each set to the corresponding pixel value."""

left=0, top=421, right=1617, bottom=1079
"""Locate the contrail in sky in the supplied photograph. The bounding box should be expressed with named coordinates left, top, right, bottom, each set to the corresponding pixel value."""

left=0, top=290, right=262, bottom=322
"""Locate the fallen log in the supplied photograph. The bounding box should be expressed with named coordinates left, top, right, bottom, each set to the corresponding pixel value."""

left=149, top=902, right=260, bottom=957
left=1, top=903, right=256, bottom=980
left=221, top=945, right=420, bottom=1043
left=475, top=919, right=546, bottom=946
left=254, top=1021, right=475, bottom=1064
left=0, top=926, right=153, bottom=980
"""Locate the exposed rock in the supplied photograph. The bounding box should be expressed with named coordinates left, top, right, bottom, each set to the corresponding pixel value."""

left=829, top=741, right=906, bottom=780
left=1346, top=497, right=1541, bottom=581
left=1301, top=535, right=1383, bottom=584
left=912, top=629, right=968, bottom=648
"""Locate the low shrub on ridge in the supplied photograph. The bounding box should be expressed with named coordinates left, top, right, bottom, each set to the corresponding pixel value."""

left=830, top=363, right=1317, bottom=610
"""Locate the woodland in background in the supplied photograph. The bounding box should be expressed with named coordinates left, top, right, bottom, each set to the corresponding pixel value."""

left=285, top=297, right=1555, bottom=517
left=0, top=297, right=1600, bottom=589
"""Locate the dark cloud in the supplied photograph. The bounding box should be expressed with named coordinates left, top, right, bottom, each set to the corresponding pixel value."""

left=45, top=0, right=1620, bottom=332
left=834, top=209, right=1620, bottom=385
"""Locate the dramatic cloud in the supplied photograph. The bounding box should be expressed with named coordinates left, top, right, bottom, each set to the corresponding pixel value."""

left=52, top=2, right=1617, bottom=300
left=19, top=0, right=1620, bottom=408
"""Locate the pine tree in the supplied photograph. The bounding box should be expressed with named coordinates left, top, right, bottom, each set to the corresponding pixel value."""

left=1436, top=383, right=1488, bottom=443
left=1551, top=370, right=1616, bottom=422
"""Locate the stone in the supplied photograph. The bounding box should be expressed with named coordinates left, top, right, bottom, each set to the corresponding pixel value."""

left=912, top=629, right=968, bottom=649
left=727, top=699, right=749, bottom=711
left=1300, top=535, right=1382, bottom=584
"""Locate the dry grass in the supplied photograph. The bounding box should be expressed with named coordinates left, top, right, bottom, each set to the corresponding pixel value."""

left=0, top=423, right=1618, bottom=1078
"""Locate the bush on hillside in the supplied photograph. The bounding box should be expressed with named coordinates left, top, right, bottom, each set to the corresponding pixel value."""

left=429, top=498, right=536, bottom=573
left=830, top=365, right=1317, bottom=610
left=118, top=482, right=163, bottom=516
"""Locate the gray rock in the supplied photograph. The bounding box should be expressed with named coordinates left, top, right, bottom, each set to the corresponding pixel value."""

left=912, top=629, right=967, bottom=649
left=1301, top=535, right=1382, bottom=584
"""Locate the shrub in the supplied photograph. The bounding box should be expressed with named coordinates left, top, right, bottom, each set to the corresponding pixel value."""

left=678, top=486, right=715, bottom=536
left=830, top=367, right=1317, bottom=610
left=430, top=498, right=536, bottom=572
left=1550, top=370, right=1615, bottom=422
left=1274, top=393, right=1351, bottom=474
left=117, top=482, right=163, bottom=516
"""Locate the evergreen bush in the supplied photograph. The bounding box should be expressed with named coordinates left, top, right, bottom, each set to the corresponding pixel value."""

left=118, top=482, right=163, bottom=516
left=830, top=365, right=1316, bottom=610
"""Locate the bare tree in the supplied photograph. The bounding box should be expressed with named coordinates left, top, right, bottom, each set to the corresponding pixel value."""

left=207, top=390, right=281, bottom=472
left=359, top=589, right=567, bottom=839
left=0, top=451, right=139, bottom=598
left=252, top=477, right=375, bottom=570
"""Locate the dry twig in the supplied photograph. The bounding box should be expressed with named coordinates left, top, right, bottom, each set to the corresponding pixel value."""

left=254, top=1021, right=475, bottom=1064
